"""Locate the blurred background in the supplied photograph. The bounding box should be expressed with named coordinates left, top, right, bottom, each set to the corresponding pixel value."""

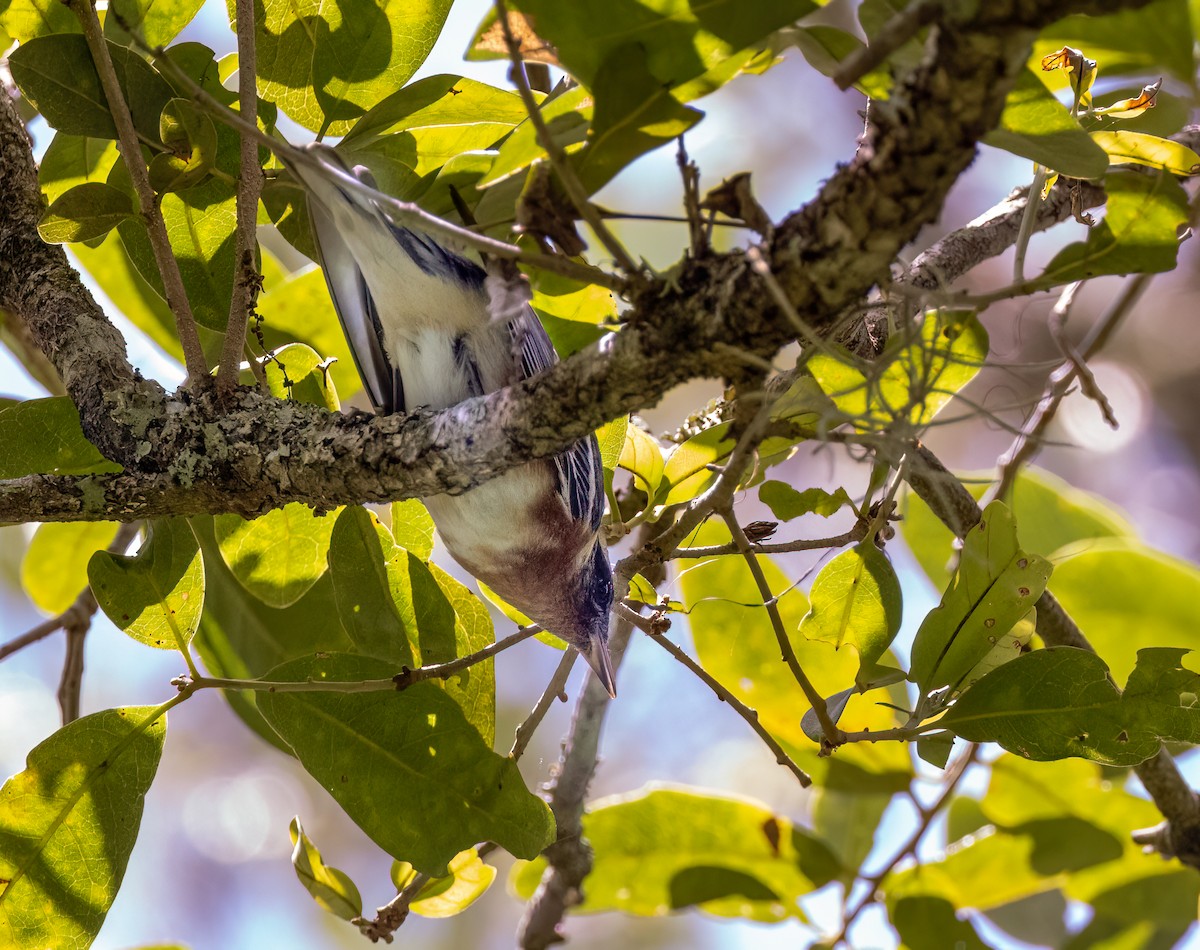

left=2, top=0, right=1198, bottom=947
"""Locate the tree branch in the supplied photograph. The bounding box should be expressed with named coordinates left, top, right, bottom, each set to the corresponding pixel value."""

left=68, top=0, right=208, bottom=381
left=215, top=0, right=265, bottom=395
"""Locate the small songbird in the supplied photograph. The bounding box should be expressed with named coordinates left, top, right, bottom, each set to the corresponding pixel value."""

left=288, top=143, right=617, bottom=697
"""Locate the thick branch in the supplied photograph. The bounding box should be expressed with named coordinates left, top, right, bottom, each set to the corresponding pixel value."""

left=0, top=2, right=1154, bottom=526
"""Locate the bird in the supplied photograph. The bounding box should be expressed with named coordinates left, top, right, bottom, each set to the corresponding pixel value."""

left=286, top=143, right=617, bottom=697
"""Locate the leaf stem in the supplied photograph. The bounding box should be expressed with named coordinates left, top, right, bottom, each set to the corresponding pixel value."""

left=624, top=604, right=812, bottom=786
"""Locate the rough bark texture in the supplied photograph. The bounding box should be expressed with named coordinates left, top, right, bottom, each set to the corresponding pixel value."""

left=0, top=0, right=1152, bottom=525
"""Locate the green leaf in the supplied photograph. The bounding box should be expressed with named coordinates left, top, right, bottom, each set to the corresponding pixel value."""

left=574, top=43, right=702, bottom=190
left=408, top=848, right=496, bottom=918
left=799, top=544, right=902, bottom=687
left=327, top=507, right=495, bottom=743
left=8, top=34, right=173, bottom=140
left=1049, top=539, right=1200, bottom=683
left=809, top=309, right=987, bottom=429
left=254, top=267, right=363, bottom=401
left=0, top=0, right=79, bottom=43
left=982, top=67, right=1109, bottom=178
left=788, top=26, right=891, bottom=99
left=909, top=501, right=1052, bottom=697
left=1033, top=0, right=1195, bottom=85
left=239, top=0, right=454, bottom=135
left=147, top=99, right=220, bottom=194
left=70, top=233, right=185, bottom=362
left=892, top=895, right=990, bottom=950
left=390, top=499, right=436, bottom=560
left=22, top=521, right=119, bottom=614
left=0, top=396, right=121, bottom=478
left=499, top=0, right=816, bottom=91
left=258, top=653, right=553, bottom=874
left=38, top=133, right=120, bottom=204
left=105, top=0, right=205, bottom=47
left=678, top=522, right=911, bottom=788
left=511, top=786, right=840, bottom=921
left=0, top=707, right=166, bottom=949
left=900, top=467, right=1134, bottom=590
left=1040, top=171, right=1188, bottom=284
left=1090, top=129, right=1200, bottom=174
left=477, top=86, right=591, bottom=189
left=192, top=516, right=354, bottom=751
left=213, top=504, right=337, bottom=609
left=595, top=415, right=629, bottom=472
left=89, top=518, right=203, bottom=652
left=288, top=817, right=363, bottom=921
left=618, top=423, right=665, bottom=498
left=38, top=181, right=133, bottom=243
left=759, top=481, right=852, bottom=521
left=343, top=74, right=529, bottom=147
left=940, top=647, right=1200, bottom=766
left=117, top=177, right=238, bottom=331
left=660, top=423, right=735, bottom=506
left=262, top=343, right=340, bottom=410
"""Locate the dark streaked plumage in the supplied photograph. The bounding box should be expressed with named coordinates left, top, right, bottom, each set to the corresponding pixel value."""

left=289, top=143, right=616, bottom=696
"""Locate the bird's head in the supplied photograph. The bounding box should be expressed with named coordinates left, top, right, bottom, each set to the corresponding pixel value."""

left=561, top=543, right=617, bottom=698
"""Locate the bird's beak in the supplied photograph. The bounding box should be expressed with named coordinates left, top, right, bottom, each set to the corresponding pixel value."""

left=580, top=638, right=617, bottom=699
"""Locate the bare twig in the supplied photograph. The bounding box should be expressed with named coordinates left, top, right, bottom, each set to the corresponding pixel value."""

left=494, top=0, right=640, bottom=275
left=677, top=137, right=708, bottom=257
left=722, top=507, right=841, bottom=744
left=991, top=272, right=1149, bottom=501
left=832, top=744, right=979, bottom=946
left=215, top=0, right=265, bottom=396
left=68, top=0, right=208, bottom=382
left=623, top=604, right=812, bottom=787
left=355, top=867, right=430, bottom=942
left=669, top=525, right=867, bottom=560
left=510, top=649, right=577, bottom=761
left=392, top=624, right=542, bottom=689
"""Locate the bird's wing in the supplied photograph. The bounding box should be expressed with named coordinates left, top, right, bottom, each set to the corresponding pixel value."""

left=514, top=307, right=605, bottom=532
left=302, top=159, right=405, bottom=414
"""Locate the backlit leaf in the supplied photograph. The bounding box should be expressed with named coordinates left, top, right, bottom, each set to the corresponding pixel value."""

left=1040, top=171, right=1188, bottom=284
left=0, top=396, right=121, bottom=478
left=1090, top=129, right=1200, bottom=174
left=288, top=817, right=363, bottom=921
left=0, top=707, right=166, bottom=949
left=89, top=518, right=203, bottom=652
left=798, top=544, right=902, bottom=687
left=22, top=521, right=119, bottom=615
left=214, top=504, right=337, bottom=609
left=909, top=502, right=1052, bottom=697
left=38, top=181, right=133, bottom=244
left=510, top=786, right=840, bottom=921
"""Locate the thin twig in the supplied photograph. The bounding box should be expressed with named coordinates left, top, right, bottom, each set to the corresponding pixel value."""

left=669, top=525, right=866, bottom=559
left=494, top=0, right=640, bottom=275
left=216, top=0, right=265, bottom=396
left=392, top=624, right=542, bottom=689
left=722, top=507, right=842, bottom=745
left=832, top=744, right=979, bottom=946
left=676, top=137, right=707, bottom=257
left=355, top=867, right=430, bottom=942
left=833, top=0, right=943, bottom=90
left=991, top=272, right=1150, bottom=501
left=623, top=604, right=811, bottom=787
left=68, top=0, right=208, bottom=382
left=510, top=649, right=577, bottom=761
